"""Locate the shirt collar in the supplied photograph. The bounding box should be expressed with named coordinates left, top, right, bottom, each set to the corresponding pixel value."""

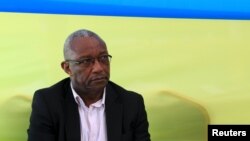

left=70, top=82, right=106, bottom=108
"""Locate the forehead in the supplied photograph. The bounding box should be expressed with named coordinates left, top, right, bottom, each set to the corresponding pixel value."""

left=70, top=36, right=107, bottom=57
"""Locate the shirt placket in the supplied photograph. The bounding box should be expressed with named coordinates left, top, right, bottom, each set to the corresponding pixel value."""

left=88, top=106, right=97, bottom=141
left=77, top=97, right=88, bottom=141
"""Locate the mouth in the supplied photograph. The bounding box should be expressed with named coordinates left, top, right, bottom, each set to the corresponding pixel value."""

left=87, top=76, right=109, bottom=89
left=91, top=76, right=108, bottom=82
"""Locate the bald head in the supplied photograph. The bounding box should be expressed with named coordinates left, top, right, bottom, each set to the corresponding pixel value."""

left=63, top=29, right=106, bottom=60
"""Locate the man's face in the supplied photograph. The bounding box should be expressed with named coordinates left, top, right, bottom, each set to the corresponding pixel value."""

left=63, top=36, right=110, bottom=93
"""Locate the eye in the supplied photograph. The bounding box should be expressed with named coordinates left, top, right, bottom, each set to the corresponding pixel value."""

left=79, top=58, right=93, bottom=64
left=100, top=55, right=108, bottom=60
left=99, top=55, right=109, bottom=62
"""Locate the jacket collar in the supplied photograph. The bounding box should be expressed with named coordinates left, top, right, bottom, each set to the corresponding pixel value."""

left=105, top=83, right=123, bottom=141
left=64, top=79, right=81, bottom=141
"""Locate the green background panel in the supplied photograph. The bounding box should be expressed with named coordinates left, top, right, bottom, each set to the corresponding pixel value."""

left=0, top=12, right=249, bottom=141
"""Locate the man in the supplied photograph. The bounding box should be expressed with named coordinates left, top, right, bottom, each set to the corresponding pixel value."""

left=27, top=29, right=151, bottom=141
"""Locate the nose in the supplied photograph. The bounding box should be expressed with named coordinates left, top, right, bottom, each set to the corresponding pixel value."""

left=92, top=59, right=104, bottom=73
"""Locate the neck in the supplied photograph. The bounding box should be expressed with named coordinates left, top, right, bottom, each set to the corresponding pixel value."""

left=77, top=89, right=104, bottom=107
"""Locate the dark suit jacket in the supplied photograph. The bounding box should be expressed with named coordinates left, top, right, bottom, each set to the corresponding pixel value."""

left=28, top=78, right=150, bottom=141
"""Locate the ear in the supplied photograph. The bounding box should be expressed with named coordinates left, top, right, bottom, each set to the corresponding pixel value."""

left=61, top=61, right=72, bottom=76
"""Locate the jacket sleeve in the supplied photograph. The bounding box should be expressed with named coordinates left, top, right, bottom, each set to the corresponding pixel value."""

left=134, top=95, right=151, bottom=141
left=27, top=91, right=56, bottom=141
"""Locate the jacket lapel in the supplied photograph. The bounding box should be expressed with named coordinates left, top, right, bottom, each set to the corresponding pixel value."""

left=64, top=83, right=81, bottom=141
left=105, top=83, right=123, bottom=141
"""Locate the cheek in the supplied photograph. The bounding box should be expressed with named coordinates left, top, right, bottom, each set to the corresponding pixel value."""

left=106, top=68, right=110, bottom=75
left=70, top=67, right=85, bottom=78
left=106, top=66, right=111, bottom=75
left=76, top=69, right=91, bottom=81
left=103, top=65, right=110, bottom=72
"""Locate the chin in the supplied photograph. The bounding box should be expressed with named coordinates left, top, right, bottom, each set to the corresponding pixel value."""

left=88, top=80, right=108, bottom=89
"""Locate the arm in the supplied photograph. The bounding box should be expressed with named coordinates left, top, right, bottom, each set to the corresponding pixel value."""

left=27, top=91, right=56, bottom=141
left=134, top=95, right=151, bottom=141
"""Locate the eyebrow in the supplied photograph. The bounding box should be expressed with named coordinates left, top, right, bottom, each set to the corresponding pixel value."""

left=76, top=52, right=109, bottom=60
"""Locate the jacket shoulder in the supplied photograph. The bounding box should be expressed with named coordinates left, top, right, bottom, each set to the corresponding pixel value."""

left=108, top=81, right=143, bottom=101
left=34, top=78, right=70, bottom=98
